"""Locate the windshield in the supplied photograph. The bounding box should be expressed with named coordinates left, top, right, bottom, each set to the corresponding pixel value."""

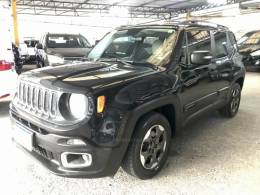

left=24, top=40, right=39, bottom=48
left=239, top=31, right=260, bottom=45
left=88, top=28, right=178, bottom=67
left=238, top=31, right=260, bottom=53
left=46, top=34, right=91, bottom=48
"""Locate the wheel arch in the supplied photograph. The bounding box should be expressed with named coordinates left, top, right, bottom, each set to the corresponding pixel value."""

left=235, top=77, right=245, bottom=89
left=130, top=96, right=182, bottom=138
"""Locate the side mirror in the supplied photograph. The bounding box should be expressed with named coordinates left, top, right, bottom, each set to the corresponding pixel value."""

left=190, top=51, right=212, bottom=66
left=36, top=43, right=43, bottom=49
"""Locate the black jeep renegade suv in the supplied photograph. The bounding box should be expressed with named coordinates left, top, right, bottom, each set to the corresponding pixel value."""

left=10, top=21, right=245, bottom=179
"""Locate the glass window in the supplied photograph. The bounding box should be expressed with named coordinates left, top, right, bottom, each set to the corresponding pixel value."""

left=46, top=34, right=90, bottom=48
left=187, top=30, right=211, bottom=52
left=244, top=32, right=260, bottom=45
left=238, top=31, right=260, bottom=53
left=227, top=32, right=238, bottom=53
left=186, top=29, right=211, bottom=64
left=88, top=28, right=178, bottom=67
left=214, top=31, right=228, bottom=58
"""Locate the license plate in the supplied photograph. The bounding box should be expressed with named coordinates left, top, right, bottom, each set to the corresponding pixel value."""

left=13, top=124, right=33, bottom=151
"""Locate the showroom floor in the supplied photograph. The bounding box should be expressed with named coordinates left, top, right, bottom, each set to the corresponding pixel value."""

left=1, top=71, right=260, bottom=195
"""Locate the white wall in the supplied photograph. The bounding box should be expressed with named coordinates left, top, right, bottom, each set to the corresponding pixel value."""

left=14, top=7, right=260, bottom=43
left=209, top=12, right=260, bottom=39
left=16, top=14, right=154, bottom=45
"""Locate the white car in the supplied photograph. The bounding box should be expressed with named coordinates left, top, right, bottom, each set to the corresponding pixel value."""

left=19, top=39, right=39, bottom=63
left=0, top=61, right=17, bottom=101
left=0, top=1, right=17, bottom=101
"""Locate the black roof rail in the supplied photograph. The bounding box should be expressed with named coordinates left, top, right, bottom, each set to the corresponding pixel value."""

left=176, top=20, right=228, bottom=30
left=116, top=20, right=228, bottom=31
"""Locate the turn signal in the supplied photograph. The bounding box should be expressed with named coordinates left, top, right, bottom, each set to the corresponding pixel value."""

left=97, top=95, right=106, bottom=113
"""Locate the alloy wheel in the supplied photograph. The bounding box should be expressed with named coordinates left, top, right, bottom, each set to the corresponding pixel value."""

left=230, top=87, right=240, bottom=114
left=140, top=125, right=167, bottom=170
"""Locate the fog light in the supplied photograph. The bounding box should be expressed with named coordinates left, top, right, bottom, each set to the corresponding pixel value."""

left=61, top=152, right=92, bottom=168
left=66, top=139, right=86, bottom=146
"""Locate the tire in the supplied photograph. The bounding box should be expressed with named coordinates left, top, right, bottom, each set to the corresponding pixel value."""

left=36, top=60, right=44, bottom=68
left=122, top=112, right=172, bottom=179
left=219, top=83, right=241, bottom=118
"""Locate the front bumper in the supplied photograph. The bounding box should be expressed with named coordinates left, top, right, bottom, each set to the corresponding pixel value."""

left=10, top=107, right=131, bottom=178
left=21, top=55, right=36, bottom=62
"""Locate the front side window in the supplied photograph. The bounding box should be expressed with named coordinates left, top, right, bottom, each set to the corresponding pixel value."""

left=214, top=31, right=228, bottom=58
left=46, top=34, right=90, bottom=48
left=185, top=29, right=211, bottom=64
left=88, top=28, right=178, bottom=67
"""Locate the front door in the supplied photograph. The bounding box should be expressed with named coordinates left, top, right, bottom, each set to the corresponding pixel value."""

left=178, top=28, right=218, bottom=119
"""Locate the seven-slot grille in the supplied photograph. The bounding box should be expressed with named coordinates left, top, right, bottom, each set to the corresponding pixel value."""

left=16, top=81, right=58, bottom=118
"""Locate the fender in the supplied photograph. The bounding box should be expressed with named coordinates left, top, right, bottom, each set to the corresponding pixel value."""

left=105, top=94, right=183, bottom=176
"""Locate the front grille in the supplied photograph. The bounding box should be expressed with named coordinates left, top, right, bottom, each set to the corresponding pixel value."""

left=16, top=81, right=58, bottom=118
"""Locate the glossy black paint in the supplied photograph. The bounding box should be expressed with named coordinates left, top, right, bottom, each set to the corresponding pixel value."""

left=10, top=21, right=245, bottom=178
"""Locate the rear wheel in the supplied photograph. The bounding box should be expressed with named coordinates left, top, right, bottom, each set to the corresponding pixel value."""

left=219, top=83, right=241, bottom=118
left=122, top=112, right=172, bottom=179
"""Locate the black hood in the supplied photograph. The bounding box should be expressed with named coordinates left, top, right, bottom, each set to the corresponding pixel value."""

left=47, top=48, right=90, bottom=58
left=21, top=61, right=158, bottom=90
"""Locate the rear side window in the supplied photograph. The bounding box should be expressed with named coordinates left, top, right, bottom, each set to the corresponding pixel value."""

left=214, top=31, right=228, bottom=58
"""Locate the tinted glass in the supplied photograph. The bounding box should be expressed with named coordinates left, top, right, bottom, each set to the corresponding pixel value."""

left=227, top=32, right=238, bottom=53
left=214, top=31, right=228, bottom=58
left=88, top=28, right=178, bottom=67
left=187, top=30, right=211, bottom=53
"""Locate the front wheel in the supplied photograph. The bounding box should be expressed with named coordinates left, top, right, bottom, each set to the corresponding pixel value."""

left=219, top=83, right=241, bottom=118
left=122, top=112, right=172, bottom=179
left=36, top=59, right=44, bottom=68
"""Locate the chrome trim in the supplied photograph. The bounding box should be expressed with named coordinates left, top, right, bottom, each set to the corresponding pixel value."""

left=61, top=152, right=92, bottom=168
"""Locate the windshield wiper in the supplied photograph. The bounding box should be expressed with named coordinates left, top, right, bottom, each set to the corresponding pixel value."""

left=98, top=58, right=158, bottom=70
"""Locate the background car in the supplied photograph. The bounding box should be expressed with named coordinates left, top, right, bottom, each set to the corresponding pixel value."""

left=238, top=30, right=260, bottom=70
left=19, top=38, right=39, bottom=64
left=0, top=2, right=17, bottom=101
left=35, top=33, right=92, bottom=67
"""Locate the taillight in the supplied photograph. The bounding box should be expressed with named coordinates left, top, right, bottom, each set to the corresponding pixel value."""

left=0, top=60, right=12, bottom=71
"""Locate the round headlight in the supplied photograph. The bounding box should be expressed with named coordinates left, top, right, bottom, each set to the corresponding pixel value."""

left=69, top=94, right=88, bottom=119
